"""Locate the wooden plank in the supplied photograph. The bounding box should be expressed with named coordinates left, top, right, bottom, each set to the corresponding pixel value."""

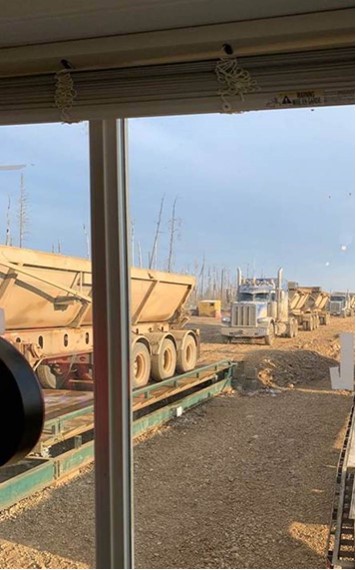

left=43, top=389, right=94, bottom=420
left=39, top=415, right=95, bottom=448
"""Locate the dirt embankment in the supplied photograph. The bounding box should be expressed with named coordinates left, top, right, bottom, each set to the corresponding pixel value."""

left=194, top=315, right=353, bottom=389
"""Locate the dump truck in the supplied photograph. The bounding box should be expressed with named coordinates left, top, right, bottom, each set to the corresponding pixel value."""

left=329, top=291, right=355, bottom=317
left=221, top=268, right=298, bottom=345
left=288, top=283, right=330, bottom=330
left=0, top=245, right=199, bottom=390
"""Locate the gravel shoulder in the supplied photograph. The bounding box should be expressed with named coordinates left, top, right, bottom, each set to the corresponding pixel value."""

left=0, top=317, right=353, bottom=569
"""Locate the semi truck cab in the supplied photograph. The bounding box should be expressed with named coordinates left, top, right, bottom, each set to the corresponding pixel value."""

left=221, top=268, right=297, bottom=345
left=330, top=292, right=355, bottom=317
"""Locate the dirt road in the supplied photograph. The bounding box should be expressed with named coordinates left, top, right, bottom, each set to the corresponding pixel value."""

left=0, top=317, right=353, bottom=569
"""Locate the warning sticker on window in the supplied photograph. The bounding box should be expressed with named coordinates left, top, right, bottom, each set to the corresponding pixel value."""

left=267, top=90, right=325, bottom=108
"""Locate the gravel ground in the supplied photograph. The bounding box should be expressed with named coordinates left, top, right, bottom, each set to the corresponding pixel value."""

left=0, top=317, right=353, bottom=569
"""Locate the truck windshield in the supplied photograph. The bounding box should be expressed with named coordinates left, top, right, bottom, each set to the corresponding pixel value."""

left=255, top=293, right=270, bottom=301
left=239, top=293, right=254, bottom=301
left=239, top=292, right=270, bottom=302
left=331, top=296, right=345, bottom=302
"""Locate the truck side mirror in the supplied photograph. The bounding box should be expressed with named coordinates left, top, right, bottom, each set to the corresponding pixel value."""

left=0, top=337, right=44, bottom=467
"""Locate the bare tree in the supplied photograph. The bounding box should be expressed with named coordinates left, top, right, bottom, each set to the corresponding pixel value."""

left=213, top=266, right=218, bottom=298
left=57, top=240, right=62, bottom=254
left=18, top=173, right=29, bottom=247
left=137, top=240, right=143, bottom=268
left=83, top=223, right=90, bottom=258
left=167, top=196, right=180, bottom=272
left=193, top=259, right=200, bottom=304
left=220, top=268, right=225, bottom=304
left=199, top=255, right=206, bottom=299
left=131, top=220, right=135, bottom=266
left=149, top=195, right=165, bottom=269
left=206, top=266, right=212, bottom=298
left=5, top=196, right=12, bottom=246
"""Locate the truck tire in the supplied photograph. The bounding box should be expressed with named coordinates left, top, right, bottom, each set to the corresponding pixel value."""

left=151, top=338, right=177, bottom=382
left=286, top=322, right=293, bottom=338
left=36, top=364, right=66, bottom=389
left=177, top=334, right=197, bottom=373
left=265, top=325, right=275, bottom=346
left=287, top=319, right=298, bottom=338
left=132, top=342, right=151, bottom=388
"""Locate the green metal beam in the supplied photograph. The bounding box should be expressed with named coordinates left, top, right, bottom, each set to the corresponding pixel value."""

left=0, top=460, right=53, bottom=510
left=133, top=359, right=232, bottom=398
left=44, top=404, right=94, bottom=431
left=133, top=374, right=232, bottom=438
left=0, top=442, right=95, bottom=511
left=55, top=441, right=94, bottom=479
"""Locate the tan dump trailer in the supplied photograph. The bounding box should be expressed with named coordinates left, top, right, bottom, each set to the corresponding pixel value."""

left=288, top=283, right=330, bottom=330
left=0, top=245, right=199, bottom=390
left=304, top=287, right=330, bottom=325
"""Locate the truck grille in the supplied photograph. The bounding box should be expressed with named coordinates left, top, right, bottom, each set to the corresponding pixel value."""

left=232, top=304, right=257, bottom=327
left=330, top=301, right=342, bottom=314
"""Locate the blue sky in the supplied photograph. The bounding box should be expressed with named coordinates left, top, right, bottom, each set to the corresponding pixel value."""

left=0, top=106, right=354, bottom=291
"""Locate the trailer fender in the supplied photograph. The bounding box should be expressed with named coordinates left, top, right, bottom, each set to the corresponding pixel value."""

left=143, top=332, right=177, bottom=356
left=170, top=329, right=199, bottom=350
left=131, top=334, right=151, bottom=354
left=257, top=317, right=274, bottom=329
